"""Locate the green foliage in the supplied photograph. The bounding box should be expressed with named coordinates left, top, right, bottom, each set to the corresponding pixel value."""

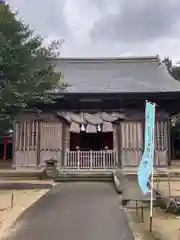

left=163, top=57, right=172, bottom=73
left=172, top=66, right=180, bottom=81
left=163, top=57, right=180, bottom=81
left=0, top=2, right=67, bottom=117
left=163, top=57, right=180, bottom=155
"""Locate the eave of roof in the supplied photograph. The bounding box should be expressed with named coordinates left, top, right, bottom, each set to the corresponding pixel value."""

left=48, top=91, right=180, bottom=100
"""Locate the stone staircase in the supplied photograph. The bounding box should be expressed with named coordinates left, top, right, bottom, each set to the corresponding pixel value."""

left=54, top=169, right=114, bottom=182
left=1, top=166, right=180, bottom=182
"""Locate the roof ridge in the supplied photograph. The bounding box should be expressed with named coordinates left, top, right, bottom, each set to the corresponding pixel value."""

left=55, top=55, right=160, bottom=63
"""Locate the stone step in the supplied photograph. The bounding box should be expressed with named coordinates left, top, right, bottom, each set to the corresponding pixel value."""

left=0, top=169, right=43, bottom=180
left=54, top=177, right=112, bottom=182
left=122, top=168, right=180, bottom=178
left=54, top=171, right=113, bottom=182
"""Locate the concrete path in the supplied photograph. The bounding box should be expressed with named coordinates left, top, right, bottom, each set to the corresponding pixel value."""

left=7, top=183, right=134, bottom=240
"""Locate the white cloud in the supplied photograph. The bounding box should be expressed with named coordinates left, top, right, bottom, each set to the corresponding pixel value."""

left=64, top=0, right=100, bottom=40
left=7, top=0, right=180, bottom=62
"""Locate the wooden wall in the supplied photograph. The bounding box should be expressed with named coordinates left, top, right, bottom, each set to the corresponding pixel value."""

left=39, top=121, right=63, bottom=166
left=119, top=120, right=143, bottom=166
left=14, top=121, right=38, bottom=167
left=13, top=113, right=66, bottom=168
left=154, top=120, right=169, bottom=166
left=115, top=119, right=169, bottom=167
left=13, top=111, right=170, bottom=168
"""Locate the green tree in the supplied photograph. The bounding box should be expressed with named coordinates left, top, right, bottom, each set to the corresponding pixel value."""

left=163, top=57, right=172, bottom=73
left=0, top=2, right=67, bottom=118
left=163, top=57, right=180, bottom=81
left=163, top=57, right=180, bottom=158
left=172, top=66, right=180, bottom=81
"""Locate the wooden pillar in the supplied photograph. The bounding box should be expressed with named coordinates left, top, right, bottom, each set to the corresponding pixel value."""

left=62, top=123, right=70, bottom=167
left=3, top=136, right=8, bottom=161
left=116, top=122, right=122, bottom=167
left=61, top=121, right=66, bottom=167
left=12, top=123, right=16, bottom=168
left=167, top=117, right=172, bottom=165
left=36, top=121, right=41, bottom=166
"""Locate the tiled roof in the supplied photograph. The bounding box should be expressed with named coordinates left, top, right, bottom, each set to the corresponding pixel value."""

left=54, top=56, right=180, bottom=93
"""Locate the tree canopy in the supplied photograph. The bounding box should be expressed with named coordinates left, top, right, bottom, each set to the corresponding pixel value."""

left=163, top=57, right=180, bottom=81
left=0, top=2, right=67, bottom=118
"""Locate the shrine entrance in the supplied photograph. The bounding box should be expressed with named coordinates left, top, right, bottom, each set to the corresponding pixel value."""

left=65, top=131, right=116, bottom=169
left=70, top=132, right=113, bottom=151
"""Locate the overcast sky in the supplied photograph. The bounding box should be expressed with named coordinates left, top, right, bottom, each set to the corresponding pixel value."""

left=8, top=0, right=180, bottom=63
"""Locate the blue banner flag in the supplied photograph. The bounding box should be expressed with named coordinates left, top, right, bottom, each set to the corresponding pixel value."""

left=138, top=101, right=156, bottom=195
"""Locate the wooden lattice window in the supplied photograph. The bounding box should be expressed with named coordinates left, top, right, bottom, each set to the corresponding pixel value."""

left=29, top=122, right=37, bottom=148
left=17, top=121, right=37, bottom=151
left=155, top=121, right=167, bottom=150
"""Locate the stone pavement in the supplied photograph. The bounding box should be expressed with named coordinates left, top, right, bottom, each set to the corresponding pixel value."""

left=6, top=182, right=134, bottom=240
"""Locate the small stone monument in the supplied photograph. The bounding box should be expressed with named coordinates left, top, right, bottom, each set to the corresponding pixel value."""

left=44, top=157, right=57, bottom=178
